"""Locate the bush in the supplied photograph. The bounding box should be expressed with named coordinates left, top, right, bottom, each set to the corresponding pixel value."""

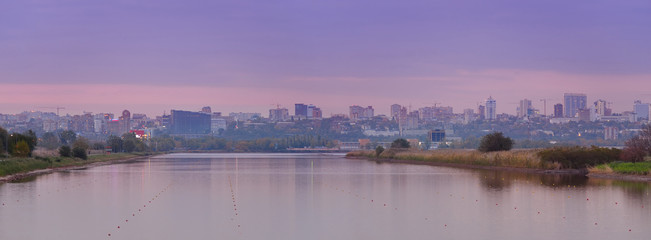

left=391, top=138, right=410, bottom=149
left=72, top=146, right=88, bottom=160
left=59, top=146, right=72, bottom=157
left=375, top=146, right=385, bottom=157
left=478, top=132, right=513, bottom=152
left=538, top=146, right=622, bottom=169
left=12, top=140, right=31, bottom=157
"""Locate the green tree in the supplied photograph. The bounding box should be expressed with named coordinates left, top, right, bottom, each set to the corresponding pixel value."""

left=41, top=132, right=60, bottom=150
left=391, top=138, right=410, bottom=149
left=12, top=140, right=31, bottom=157
left=72, top=136, right=90, bottom=151
left=106, top=135, right=123, bottom=153
left=478, top=132, right=514, bottom=152
left=375, top=146, right=385, bottom=157
left=0, top=127, right=8, bottom=155
left=8, top=131, right=38, bottom=157
left=59, top=145, right=72, bottom=157
left=58, top=130, right=77, bottom=145
left=72, top=146, right=88, bottom=160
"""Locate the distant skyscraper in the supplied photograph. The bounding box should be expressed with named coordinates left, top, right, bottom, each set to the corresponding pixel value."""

left=517, top=99, right=532, bottom=118
left=306, top=105, right=322, bottom=119
left=390, top=104, right=401, bottom=120
left=269, top=108, right=289, bottom=122
left=554, top=104, right=563, bottom=118
left=564, top=93, right=587, bottom=118
left=485, top=97, right=496, bottom=121
left=201, top=106, right=212, bottom=114
left=478, top=105, right=485, bottom=120
left=170, top=110, right=211, bottom=134
left=294, top=103, right=308, bottom=117
left=634, top=100, right=650, bottom=121
left=593, top=100, right=609, bottom=117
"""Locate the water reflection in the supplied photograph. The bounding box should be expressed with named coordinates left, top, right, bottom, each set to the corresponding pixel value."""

left=0, top=153, right=649, bottom=240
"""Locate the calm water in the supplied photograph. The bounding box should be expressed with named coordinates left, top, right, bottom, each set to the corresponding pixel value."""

left=1, top=153, right=650, bottom=240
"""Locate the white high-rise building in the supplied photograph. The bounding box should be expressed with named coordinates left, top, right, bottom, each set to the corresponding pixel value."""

left=486, top=96, right=496, bottom=121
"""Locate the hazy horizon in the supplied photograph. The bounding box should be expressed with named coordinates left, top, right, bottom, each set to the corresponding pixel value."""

left=2, top=0, right=650, bottom=117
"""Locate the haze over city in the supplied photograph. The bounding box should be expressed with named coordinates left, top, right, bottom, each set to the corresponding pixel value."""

left=2, top=0, right=651, bottom=116
left=0, top=1, right=651, bottom=115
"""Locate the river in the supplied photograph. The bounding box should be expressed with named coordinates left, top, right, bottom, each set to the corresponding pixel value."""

left=1, top=153, right=650, bottom=239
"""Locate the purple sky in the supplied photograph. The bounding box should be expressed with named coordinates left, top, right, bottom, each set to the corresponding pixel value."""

left=1, top=0, right=651, bottom=117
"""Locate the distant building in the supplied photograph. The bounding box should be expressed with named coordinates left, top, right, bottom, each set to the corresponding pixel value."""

left=517, top=99, right=532, bottom=118
left=429, top=129, right=446, bottom=142
left=269, top=108, right=289, bottom=122
left=211, top=113, right=227, bottom=133
left=593, top=99, right=610, bottom=117
left=349, top=105, right=374, bottom=121
left=171, top=110, right=211, bottom=134
left=390, top=104, right=402, bottom=120
left=478, top=105, right=485, bottom=120
left=201, top=106, right=212, bottom=114
left=604, top=127, right=618, bottom=140
left=405, top=111, right=419, bottom=130
left=229, top=112, right=261, bottom=121
left=307, top=105, right=322, bottom=119
left=485, top=97, right=496, bottom=121
left=634, top=100, right=650, bottom=122
left=463, top=109, right=475, bottom=124
left=553, top=104, right=563, bottom=118
left=295, top=104, right=308, bottom=117
left=564, top=93, right=587, bottom=118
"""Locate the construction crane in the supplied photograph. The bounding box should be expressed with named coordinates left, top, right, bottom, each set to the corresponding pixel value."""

left=38, top=106, right=66, bottom=116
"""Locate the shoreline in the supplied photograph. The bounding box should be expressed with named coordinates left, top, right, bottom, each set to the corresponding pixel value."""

left=347, top=156, right=651, bottom=182
left=0, top=154, right=159, bottom=183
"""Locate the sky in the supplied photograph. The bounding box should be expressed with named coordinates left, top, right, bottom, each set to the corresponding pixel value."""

left=1, top=0, right=650, bottom=117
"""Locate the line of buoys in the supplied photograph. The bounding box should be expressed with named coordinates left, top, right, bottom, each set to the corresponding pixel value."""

left=107, top=183, right=172, bottom=238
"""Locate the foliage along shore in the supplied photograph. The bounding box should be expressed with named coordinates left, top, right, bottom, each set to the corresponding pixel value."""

left=347, top=147, right=651, bottom=180
left=347, top=149, right=561, bottom=171
left=0, top=153, right=156, bottom=182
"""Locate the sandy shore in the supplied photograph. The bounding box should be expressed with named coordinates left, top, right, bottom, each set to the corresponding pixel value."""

left=0, top=154, right=156, bottom=183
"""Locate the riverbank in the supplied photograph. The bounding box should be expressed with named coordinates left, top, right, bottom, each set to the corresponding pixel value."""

left=0, top=153, right=158, bottom=183
left=347, top=149, right=651, bottom=181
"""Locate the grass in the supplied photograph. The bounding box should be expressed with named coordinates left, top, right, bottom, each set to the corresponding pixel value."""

left=347, top=149, right=560, bottom=170
left=0, top=153, right=149, bottom=178
left=603, top=162, right=651, bottom=175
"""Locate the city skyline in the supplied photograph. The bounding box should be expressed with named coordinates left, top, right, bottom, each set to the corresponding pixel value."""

left=1, top=0, right=650, bottom=117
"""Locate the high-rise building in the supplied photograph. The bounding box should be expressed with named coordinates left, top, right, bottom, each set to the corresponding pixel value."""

left=594, top=100, right=610, bottom=117
left=201, top=106, right=212, bottom=114
left=517, top=99, right=532, bottom=118
left=294, top=104, right=308, bottom=117
left=269, top=108, right=289, bottom=122
left=634, top=100, right=650, bottom=121
left=564, top=93, right=587, bottom=118
left=306, top=105, right=322, bottom=119
left=390, top=104, right=402, bottom=121
left=485, top=97, right=496, bottom=121
left=554, top=104, right=563, bottom=118
left=171, top=110, right=211, bottom=134
left=478, top=105, right=485, bottom=120
left=349, top=105, right=374, bottom=121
